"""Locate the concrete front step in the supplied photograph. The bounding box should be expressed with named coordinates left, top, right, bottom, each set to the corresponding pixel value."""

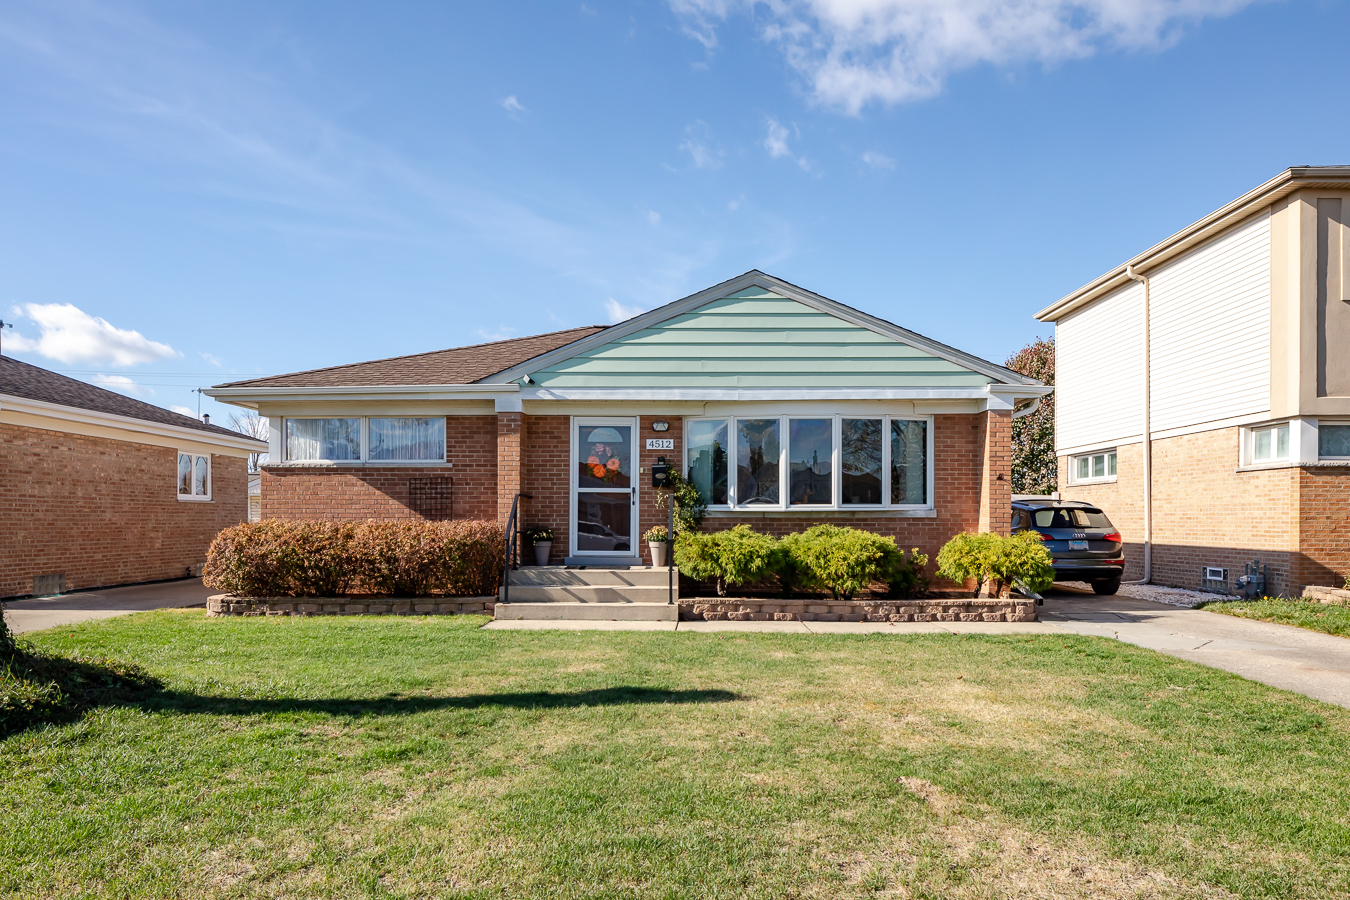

left=501, top=584, right=675, bottom=603
left=508, top=566, right=678, bottom=588
left=494, top=601, right=678, bottom=621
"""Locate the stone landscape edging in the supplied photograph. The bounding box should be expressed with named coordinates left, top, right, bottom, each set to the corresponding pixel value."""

left=680, top=596, right=1036, bottom=623
left=207, top=594, right=496, bottom=617
left=1303, top=586, right=1350, bottom=605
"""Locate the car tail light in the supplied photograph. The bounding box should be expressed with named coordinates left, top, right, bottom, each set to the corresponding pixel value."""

left=1030, top=532, right=1048, bottom=540
left=1103, top=532, right=1122, bottom=542
left=1107, top=559, right=1125, bottom=565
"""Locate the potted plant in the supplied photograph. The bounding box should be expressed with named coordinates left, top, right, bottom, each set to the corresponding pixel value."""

left=523, top=526, right=554, bottom=566
left=644, top=525, right=670, bottom=568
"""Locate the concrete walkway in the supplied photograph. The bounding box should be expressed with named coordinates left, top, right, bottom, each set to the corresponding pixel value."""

left=1039, top=588, right=1350, bottom=708
left=2, top=578, right=213, bottom=634
left=484, top=618, right=1051, bottom=634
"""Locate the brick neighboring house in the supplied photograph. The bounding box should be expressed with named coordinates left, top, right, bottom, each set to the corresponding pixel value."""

left=1037, top=166, right=1350, bottom=595
left=206, top=271, right=1049, bottom=577
left=1, top=356, right=267, bottom=598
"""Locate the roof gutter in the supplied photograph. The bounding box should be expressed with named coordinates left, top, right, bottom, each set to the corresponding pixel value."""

left=204, top=383, right=520, bottom=409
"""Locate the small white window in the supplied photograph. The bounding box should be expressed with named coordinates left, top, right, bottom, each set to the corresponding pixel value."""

left=1071, top=449, right=1116, bottom=484
left=177, top=452, right=211, bottom=501
left=1319, top=423, right=1350, bottom=459
left=1249, top=423, right=1290, bottom=464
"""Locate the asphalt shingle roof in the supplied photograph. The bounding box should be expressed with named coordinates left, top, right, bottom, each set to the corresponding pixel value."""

left=0, top=355, right=254, bottom=439
left=214, top=326, right=608, bottom=389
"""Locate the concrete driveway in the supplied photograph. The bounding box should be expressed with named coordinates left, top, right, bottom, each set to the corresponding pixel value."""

left=1041, top=587, right=1350, bottom=708
left=2, top=578, right=213, bottom=634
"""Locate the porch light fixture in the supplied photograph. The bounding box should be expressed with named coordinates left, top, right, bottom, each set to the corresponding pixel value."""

left=651, top=421, right=670, bottom=432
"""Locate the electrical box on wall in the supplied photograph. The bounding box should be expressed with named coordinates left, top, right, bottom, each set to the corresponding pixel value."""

left=651, top=456, right=670, bottom=488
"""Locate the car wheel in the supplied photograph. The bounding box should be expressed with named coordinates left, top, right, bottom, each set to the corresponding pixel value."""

left=614, top=542, right=629, bottom=552
left=1092, top=577, right=1121, bottom=596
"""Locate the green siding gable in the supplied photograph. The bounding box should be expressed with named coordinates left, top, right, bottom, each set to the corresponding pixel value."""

left=530, top=288, right=993, bottom=389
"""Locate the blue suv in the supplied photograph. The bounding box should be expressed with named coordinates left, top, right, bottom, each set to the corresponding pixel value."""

left=1011, top=500, right=1126, bottom=595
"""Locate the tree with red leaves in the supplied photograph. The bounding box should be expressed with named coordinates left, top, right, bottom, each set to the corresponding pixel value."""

left=1006, top=337, right=1056, bottom=494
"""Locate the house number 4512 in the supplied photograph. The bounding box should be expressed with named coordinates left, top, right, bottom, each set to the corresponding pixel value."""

left=645, top=438, right=674, bottom=450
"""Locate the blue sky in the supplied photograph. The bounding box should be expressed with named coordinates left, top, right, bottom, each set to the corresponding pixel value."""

left=0, top=0, right=1346, bottom=423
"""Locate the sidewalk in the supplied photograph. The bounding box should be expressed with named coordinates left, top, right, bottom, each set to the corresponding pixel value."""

left=2, top=578, right=213, bottom=634
left=484, top=618, right=1053, bottom=634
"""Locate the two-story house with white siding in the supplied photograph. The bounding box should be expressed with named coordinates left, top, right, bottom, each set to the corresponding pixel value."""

left=1037, top=167, right=1350, bottom=596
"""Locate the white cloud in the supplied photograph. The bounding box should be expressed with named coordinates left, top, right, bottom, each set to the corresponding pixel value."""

left=672, top=0, right=1259, bottom=114
left=170, top=405, right=196, bottom=416
left=764, top=118, right=792, bottom=158
left=6, top=303, right=180, bottom=366
left=862, top=150, right=895, bottom=169
left=604, top=298, right=645, bottom=323
left=502, top=95, right=525, bottom=115
left=647, top=210, right=662, bottom=226
left=679, top=121, right=723, bottom=169
left=91, top=373, right=154, bottom=396
left=476, top=326, right=516, bottom=342
left=199, top=350, right=223, bottom=366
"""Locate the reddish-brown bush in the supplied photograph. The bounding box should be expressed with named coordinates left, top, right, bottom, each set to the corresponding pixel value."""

left=204, top=520, right=505, bottom=598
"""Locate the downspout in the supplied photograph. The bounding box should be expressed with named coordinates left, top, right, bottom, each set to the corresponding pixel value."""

left=1011, top=396, right=1041, bottom=419
left=1123, top=265, right=1152, bottom=585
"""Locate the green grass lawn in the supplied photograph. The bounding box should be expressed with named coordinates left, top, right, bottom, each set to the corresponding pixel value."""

left=4, top=612, right=1350, bottom=900
left=1201, top=597, right=1350, bottom=638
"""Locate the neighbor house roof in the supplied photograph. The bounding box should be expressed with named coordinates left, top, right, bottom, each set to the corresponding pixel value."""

left=0, top=355, right=256, bottom=440
left=1036, top=166, right=1350, bottom=322
left=214, top=326, right=608, bottom=389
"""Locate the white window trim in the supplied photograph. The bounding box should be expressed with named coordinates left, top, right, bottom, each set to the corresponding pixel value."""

left=1239, top=420, right=1292, bottom=469
left=176, top=451, right=212, bottom=502
left=279, top=416, right=449, bottom=466
left=1068, top=448, right=1118, bottom=485
left=682, top=413, right=935, bottom=513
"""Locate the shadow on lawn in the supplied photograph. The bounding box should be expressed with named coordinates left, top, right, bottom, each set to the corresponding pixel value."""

left=142, top=686, right=744, bottom=718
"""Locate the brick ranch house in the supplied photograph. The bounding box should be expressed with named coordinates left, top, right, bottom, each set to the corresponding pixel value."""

left=206, top=272, right=1050, bottom=591
left=1, top=356, right=267, bottom=599
left=1039, top=166, right=1350, bottom=595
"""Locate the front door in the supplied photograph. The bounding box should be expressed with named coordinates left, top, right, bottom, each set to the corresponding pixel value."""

left=571, top=418, right=637, bottom=558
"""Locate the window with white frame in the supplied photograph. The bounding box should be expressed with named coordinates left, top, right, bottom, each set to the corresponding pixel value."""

left=1319, top=422, right=1350, bottom=459
left=1070, top=449, right=1117, bottom=483
left=684, top=414, right=932, bottom=510
left=177, top=452, right=211, bottom=501
left=282, top=417, right=446, bottom=463
left=1247, top=422, right=1290, bottom=464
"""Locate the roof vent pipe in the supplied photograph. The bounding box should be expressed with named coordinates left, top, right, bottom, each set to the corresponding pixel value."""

left=1123, top=264, right=1151, bottom=585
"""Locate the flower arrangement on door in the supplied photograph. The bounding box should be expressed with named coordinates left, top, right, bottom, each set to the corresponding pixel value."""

left=582, top=441, right=625, bottom=484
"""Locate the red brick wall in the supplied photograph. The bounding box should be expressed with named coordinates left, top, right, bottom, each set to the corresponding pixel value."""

left=1293, top=468, right=1350, bottom=592
left=637, top=415, right=684, bottom=565
left=522, top=414, right=570, bottom=563
left=977, top=409, right=1012, bottom=535
left=497, top=412, right=523, bottom=524
left=260, top=416, right=496, bottom=523
left=0, top=421, right=248, bottom=598
left=1059, top=427, right=1296, bottom=592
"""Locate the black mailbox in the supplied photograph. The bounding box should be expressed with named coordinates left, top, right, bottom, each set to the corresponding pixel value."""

left=651, top=456, right=671, bottom=488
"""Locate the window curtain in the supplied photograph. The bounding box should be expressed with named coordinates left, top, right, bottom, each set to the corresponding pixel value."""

left=369, top=418, right=445, bottom=461
left=286, top=418, right=361, bottom=461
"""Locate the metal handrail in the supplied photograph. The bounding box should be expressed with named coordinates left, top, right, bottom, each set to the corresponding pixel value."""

left=501, top=492, right=533, bottom=605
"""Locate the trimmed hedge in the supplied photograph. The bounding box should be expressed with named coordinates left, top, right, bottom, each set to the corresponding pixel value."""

left=935, top=531, right=1054, bottom=598
left=203, top=520, right=506, bottom=598
left=674, top=523, right=929, bottom=599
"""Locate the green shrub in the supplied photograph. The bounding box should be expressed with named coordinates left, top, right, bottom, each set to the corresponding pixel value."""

left=0, top=602, right=13, bottom=660
left=204, top=519, right=505, bottom=598
left=674, top=525, right=779, bottom=596
left=782, top=525, right=886, bottom=602
left=885, top=546, right=931, bottom=599
left=654, top=470, right=707, bottom=535
left=936, top=531, right=1053, bottom=597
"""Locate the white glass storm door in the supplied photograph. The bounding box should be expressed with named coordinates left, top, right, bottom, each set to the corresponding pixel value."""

left=571, top=418, right=638, bottom=558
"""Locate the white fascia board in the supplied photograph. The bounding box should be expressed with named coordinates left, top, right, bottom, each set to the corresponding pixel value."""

left=490, top=270, right=1042, bottom=388
left=205, top=383, right=519, bottom=406
left=522, top=386, right=1004, bottom=402
left=0, top=393, right=268, bottom=453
